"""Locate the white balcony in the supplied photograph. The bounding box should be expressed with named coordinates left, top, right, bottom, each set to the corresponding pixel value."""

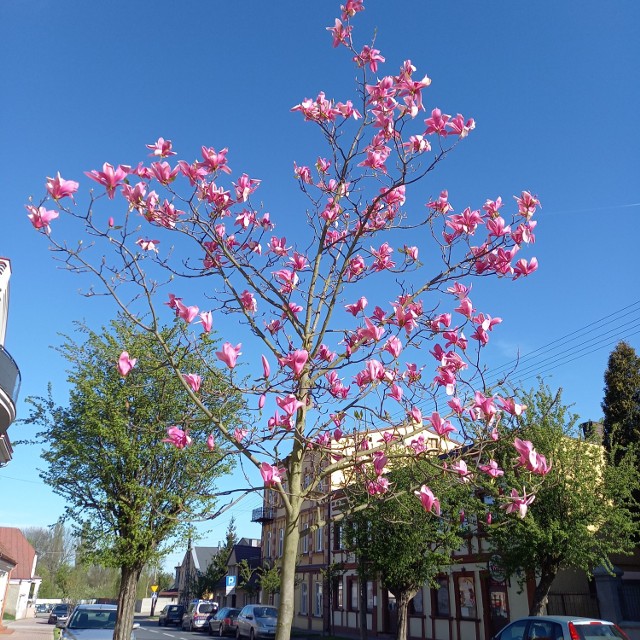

left=0, top=345, right=20, bottom=435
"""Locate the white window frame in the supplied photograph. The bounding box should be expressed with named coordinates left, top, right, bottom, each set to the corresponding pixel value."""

left=278, top=528, right=284, bottom=557
left=315, top=525, right=323, bottom=552
left=314, top=581, right=323, bottom=617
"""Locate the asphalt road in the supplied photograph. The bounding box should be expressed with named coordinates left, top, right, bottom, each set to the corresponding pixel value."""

left=135, top=618, right=215, bottom=640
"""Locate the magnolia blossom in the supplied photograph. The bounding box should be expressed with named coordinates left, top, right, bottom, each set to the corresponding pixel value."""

left=46, top=172, right=79, bottom=200
left=117, top=351, right=137, bottom=377
left=415, top=485, right=441, bottom=516
left=216, top=342, right=242, bottom=369
left=479, top=459, right=504, bottom=478
left=261, top=355, right=270, bottom=378
left=276, top=394, right=303, bottom=416
left=206, top=433, right=216, bottom=451
left=163, top=426, right=191, bottom=449
left=136, top=238, right=160, bottom=253
left=279, top=349, right=308, bottom=377
left=26, top=205, right=59, bottom=232
left=198, top=311, right=213, bottom=333
left=183, top=373, right=202, bottom=393
left=260, top=462, right=284, bottom=487
left=234, top=427, right=248, bottom=442
left=502, top=487, right=535, bottom=519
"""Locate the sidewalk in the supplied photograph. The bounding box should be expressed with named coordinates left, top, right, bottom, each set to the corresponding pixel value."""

left=1, top=618, right=53, bottom=638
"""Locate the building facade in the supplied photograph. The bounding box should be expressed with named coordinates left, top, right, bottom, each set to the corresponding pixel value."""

left=0, top=528, right=41, bottom=620
left=0, top=258, right=20, bottom=466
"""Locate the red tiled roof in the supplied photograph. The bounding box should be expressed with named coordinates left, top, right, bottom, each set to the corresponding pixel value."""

left=0, top=528, right=36, bottom=580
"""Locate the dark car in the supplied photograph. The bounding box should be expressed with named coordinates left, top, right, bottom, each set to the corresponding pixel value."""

left=208, top=607, right=240, bottom=637
left=158, top=604, right=185, bottom=627
left=492, top=616, right=629, bottom=640
left=48, top=603, right=73, bottom=625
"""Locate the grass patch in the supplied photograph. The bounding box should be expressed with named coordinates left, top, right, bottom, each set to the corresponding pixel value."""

left=2, top=613, right=14, bottom=621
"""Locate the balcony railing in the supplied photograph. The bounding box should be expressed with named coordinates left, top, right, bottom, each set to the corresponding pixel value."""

left=0, top=346, right=20, bottom=432
left=251, top=507, right=275, bottom=523
left=0, top=346, right=20, bottom=403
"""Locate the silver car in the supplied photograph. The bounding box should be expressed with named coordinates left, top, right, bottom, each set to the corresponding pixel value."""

left=59, top=603, right=140, bottom=640
left=236, top=605, right=278, bottom=640
left=492, top=615, right=629, bottom=640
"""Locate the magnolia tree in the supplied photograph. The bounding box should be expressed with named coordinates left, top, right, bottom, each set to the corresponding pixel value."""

left=27, top=2, right=546, bottom=639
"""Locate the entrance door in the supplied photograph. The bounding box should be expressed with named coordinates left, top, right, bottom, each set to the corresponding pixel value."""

left=481, top=574, right=510, bottom=639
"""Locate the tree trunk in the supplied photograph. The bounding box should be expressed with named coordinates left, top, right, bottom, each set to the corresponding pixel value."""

left=529, top=566, right=558, bottom=616
left=395, top=591, right=413, bottom=640
left=275, top=500, right=301, bottom=640
left=359, top=575, right=368, bottom=640
left=114, top=564, right=143, bottom=640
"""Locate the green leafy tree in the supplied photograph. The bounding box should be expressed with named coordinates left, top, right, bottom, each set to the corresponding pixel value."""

left=237, top=558, right=262, bottom=600
left=23, top=318, right=244, bottom=640
left=602, top=341, right=640, bottom=456
left=197, top=519, right=238, bottom=597
left=343, top=459, right=472, bottom=640
left=490, top=382, right=640, bottom=615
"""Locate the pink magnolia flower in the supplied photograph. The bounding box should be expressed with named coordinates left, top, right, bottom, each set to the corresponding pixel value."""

left=234, top=427, right=248, bottom=442
left=333, top=428, right=343, bottom=442
left=85, top=162, right=129, bottom=199
left=479, top=460, right=504, bottom=478
left=183, top=373, right=202, bottom=393
left=497, top=397, right=527, bottom=416
left=216, top=343, right=242, bottom=369
left=451, top=460, right=472, bottom=482
left=146, top=137, right=176, bottom=157
left=513, top=257, right=539, bottom=279
left=200, top=146, right=231, bottom=174
left=163, top=426, right=192, bottom=449
left=279, top=349, right=308, bottom=377
left=389, top=384, right=403, bottom=402
left=428, top=412, right=457, bottom=438
left=261, top=355, right=270, bottom=378
left=198, top=311, right=213, bottom=333
left=373, top=451, right=387, bottom=476
left=175, top=300, right=200, bottom=324
left=108, top=217, right=115, bottom=228
left=415, top=485, right=441, bottom=516
left=26, top=205, right=59, bottom=232
left=136, top=238, right=160, bottom=253
left=233, top=173, right=261, bottom=202
left=206, top=433, right=216, bottom=451
left=117, top=351, right=137, bottom=377
left=260, top=462, right=284, bottom=487
left=404, top=245, right=419, bottom=261
left=384, top=336, right=403, bottom=358
left=502, top=487, right=535, bottom=519
left=240, top=290, right=258, bottom=313
left=345, top=296, right=368, bottom=316
left=276, top=394, right=304, bottom=417
left=46, top=172, right=79, bottom=200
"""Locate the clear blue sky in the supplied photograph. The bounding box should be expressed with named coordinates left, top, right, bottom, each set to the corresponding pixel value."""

left=1, top=0, right=639, bottom=573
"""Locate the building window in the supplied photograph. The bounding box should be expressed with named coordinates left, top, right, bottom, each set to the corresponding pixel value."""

left=300, top=582, right=308, bottom=615
left=316, top=525, right=323, bottom=552
left=410, top=589, right=424, bottom=615
left=456, top=574, right=477, bottom=619
left=349, top=579, right=358, bottom=611
left=333, top=522, right=343, bottom=550
left=432, top=575, right=450, bottom=617
left=302, top=523, right=309, bottom=554
left=278, top=528, right=284, bottom=557
left=267, top=531, right=272, bottom=561
left=315, top=581, right=323, bottom=617
left=333, top=578, right=343, bottom=610
left=366, top=581, right=374, bottom=611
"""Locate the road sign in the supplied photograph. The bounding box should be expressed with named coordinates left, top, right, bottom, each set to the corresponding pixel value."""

left=225, top=575, right=236, bottom=588
left=151, top=585, right=159, bottom=592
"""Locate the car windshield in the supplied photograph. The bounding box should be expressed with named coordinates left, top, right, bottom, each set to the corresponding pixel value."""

left=54, top=606, right=69, bottom=614
left=198, top=603, right=215, bottom=613
left=169, top=606, right=182, bottom=612
left=68, top=609, right=117, bottom=629
left=254, top=607, right=277, bottom=618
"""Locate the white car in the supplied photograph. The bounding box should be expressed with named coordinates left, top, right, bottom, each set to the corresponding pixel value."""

left=492, top=615, right=629, bottom=640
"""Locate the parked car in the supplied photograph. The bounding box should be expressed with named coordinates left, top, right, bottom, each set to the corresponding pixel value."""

left=208, top=607, right=241, bottom=637
left=158, top=603, right=186, bottom=627
left=236, top=605, right=278, bottom=640
left=35, top=603, right=51, bottom=617
left=492, top=616, right=629, bottom=640
left=182, top=600, right=218, bottom=632
left=59, top=603, right=139, bottom=639
left=48, top=603, right=73, bottom=626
